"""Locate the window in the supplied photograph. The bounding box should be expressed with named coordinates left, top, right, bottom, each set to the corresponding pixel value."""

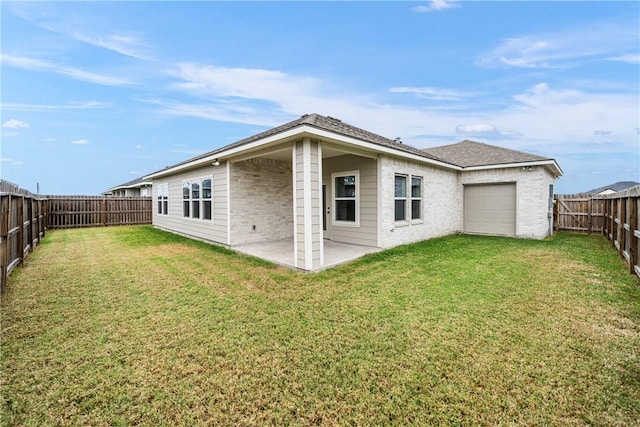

left=394, top=175, right=407, bottom=221
left=156, top=183, right=168, bottom=215
left=411, top=176, right=422, bottom=220
left=191, top=182, right=200, bottom=219
left=203, top=179, right=212, bottom=220
left=183, top=182, right=190, bottom=217
left=333, top=172, right=359, bottom=224
left=182, top=178, right=212, bottom=221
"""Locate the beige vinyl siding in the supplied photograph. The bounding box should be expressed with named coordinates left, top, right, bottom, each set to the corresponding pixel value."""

left=293, top=139, right=323, bottom=269
left=152, top=164, right=228, bottom=245
left=323, top=154, right=378, bottom=247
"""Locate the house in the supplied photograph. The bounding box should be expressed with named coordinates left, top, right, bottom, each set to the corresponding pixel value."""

left=585, top=181, right=640, bottom=196
left=103, top=177, right=152, bottom=197
left=144, top=114, right=562, bottom=272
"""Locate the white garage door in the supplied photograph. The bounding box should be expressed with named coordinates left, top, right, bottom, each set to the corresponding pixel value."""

left=464, top=183, right=516, bottom=236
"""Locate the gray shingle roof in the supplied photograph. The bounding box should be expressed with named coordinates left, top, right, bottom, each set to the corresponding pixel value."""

left=422, top=140, right=552, bottom=168
left=147, top=113, right=452, bottom=175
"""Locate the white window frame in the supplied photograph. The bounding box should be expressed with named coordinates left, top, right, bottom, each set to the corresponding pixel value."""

left=182, top=182, right=191, bottom=218
left=156, top=183, right=168, bottom=216
left=394, top=174, right=408, bottom=223
left=411, top=176, right=423, bottom=223
left=202, top=178, right=212, bottom=221
left=182, top=177, right=213, bottom=222
left=332, top=170, right=360, bottom=227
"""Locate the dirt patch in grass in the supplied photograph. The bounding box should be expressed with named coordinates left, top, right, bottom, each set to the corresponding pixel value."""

left=2, top=227, right=639, bottom=425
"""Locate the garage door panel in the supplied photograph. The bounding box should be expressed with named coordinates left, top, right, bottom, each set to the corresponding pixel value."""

left=464, top=184, right=516, bottom=236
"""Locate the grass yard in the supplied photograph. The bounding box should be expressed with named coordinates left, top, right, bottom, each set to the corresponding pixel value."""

left=1, top=226, right=639, bottom=426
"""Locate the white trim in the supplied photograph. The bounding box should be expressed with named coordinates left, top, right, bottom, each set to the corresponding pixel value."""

left=292, top=144, right=298, bottom=268
left=376, top=154, right=383, bottom=247
left=180, top=176, right=214, bottom=222
left=317, top=143, right=324, bottom=266
left=410, top=175, right=423, bottom=223
left=332, top=170, right=360, bottom=227
left=155, top=183, right=169, bottom=216
left=463, top=160, right=563, bottom=177
left=303, top=138, right=313, bottom=270
left=394, top=174, right=409, bottom=223
left=226, top=161, right=231, bottom=245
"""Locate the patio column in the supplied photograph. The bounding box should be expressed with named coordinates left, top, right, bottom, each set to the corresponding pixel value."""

left=292, top=138, right=323, bottom=270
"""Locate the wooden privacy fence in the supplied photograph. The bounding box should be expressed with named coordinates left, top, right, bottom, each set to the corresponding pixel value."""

left=1, top=181, right=152, bottom=292
left=554, top=195, right=605, bottom=233
left=0, top=189, right=48, bottom=292
left=554, top=186, right=640, bottom=277
left=47, top=195, right=152, bottom=228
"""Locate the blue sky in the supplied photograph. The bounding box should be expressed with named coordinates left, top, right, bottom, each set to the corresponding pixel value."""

left=1, top=1, right=638, bottom=195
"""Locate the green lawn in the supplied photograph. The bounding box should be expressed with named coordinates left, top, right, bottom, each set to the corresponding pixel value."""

left=2, top=226, right=639, bottom=426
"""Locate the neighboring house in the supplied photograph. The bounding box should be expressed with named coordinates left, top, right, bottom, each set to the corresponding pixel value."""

left=585, top=181, right=640, bottom=196
left=144, top=114, right=562, bottom=272
left=103, top=177, right=152, bottom=197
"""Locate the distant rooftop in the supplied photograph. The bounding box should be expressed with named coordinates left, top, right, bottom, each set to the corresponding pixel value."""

left=585, top=181, right=640, bottom=195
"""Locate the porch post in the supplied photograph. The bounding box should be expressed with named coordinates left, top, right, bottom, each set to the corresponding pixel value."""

left=292, top=138, right=323, bottom=270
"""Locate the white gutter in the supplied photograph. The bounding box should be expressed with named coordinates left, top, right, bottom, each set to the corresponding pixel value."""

left=463, top=159, right=563, bottom=177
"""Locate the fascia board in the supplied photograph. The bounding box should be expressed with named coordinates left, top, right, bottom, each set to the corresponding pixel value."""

left=463, top=160, right=563, bottom=177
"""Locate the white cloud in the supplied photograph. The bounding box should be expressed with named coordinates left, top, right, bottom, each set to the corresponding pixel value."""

left=71, top=31, right=154, bottom=60
left=158, top=62, right=638, bottom=166
left=0, top=54, right=131, bottom=86
left=390, top=86, right=478, bottom=101
left=171, top=63, right=325, bottom=108
left=71, top=138, right=89, bottom=145
left=1, top=157, right=24, bottom=165
left=478, top=22, right=639, bottom=69
left=2, top=119, right=29, bottom=129
left=412, top=0, right=459, bottom=13
left=608, top=54, right=640, bottom=64
left=1, top=101, right=108, bottom=112
left=456, top=124, right=498, bottom=135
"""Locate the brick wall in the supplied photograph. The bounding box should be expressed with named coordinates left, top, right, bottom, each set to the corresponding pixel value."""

left=460, top=166, right=555, bottom=239
left=230, top=158, right=293, bottom=245
left=380, top=156, right=461, bottom=249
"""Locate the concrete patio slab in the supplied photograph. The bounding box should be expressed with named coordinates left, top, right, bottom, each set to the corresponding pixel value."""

left=233, top=238, right=382, bottom=272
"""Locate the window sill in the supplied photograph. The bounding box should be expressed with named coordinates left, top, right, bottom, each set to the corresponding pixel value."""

left=332, top=220, right=360, bottom=228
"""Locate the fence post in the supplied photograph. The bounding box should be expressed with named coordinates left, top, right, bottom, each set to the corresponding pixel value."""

left=587, top=197, right=593, bottom=234
left=629, top=197, right=638, bottom=275
left=16, top=196, right=24, bottom=264
left=26, top=197, right=34, bottom=253
left=1, top=195, right=9, bottom=293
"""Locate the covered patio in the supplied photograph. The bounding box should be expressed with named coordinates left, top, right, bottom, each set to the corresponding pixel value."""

left=233, top=238, right=381, bottom=272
